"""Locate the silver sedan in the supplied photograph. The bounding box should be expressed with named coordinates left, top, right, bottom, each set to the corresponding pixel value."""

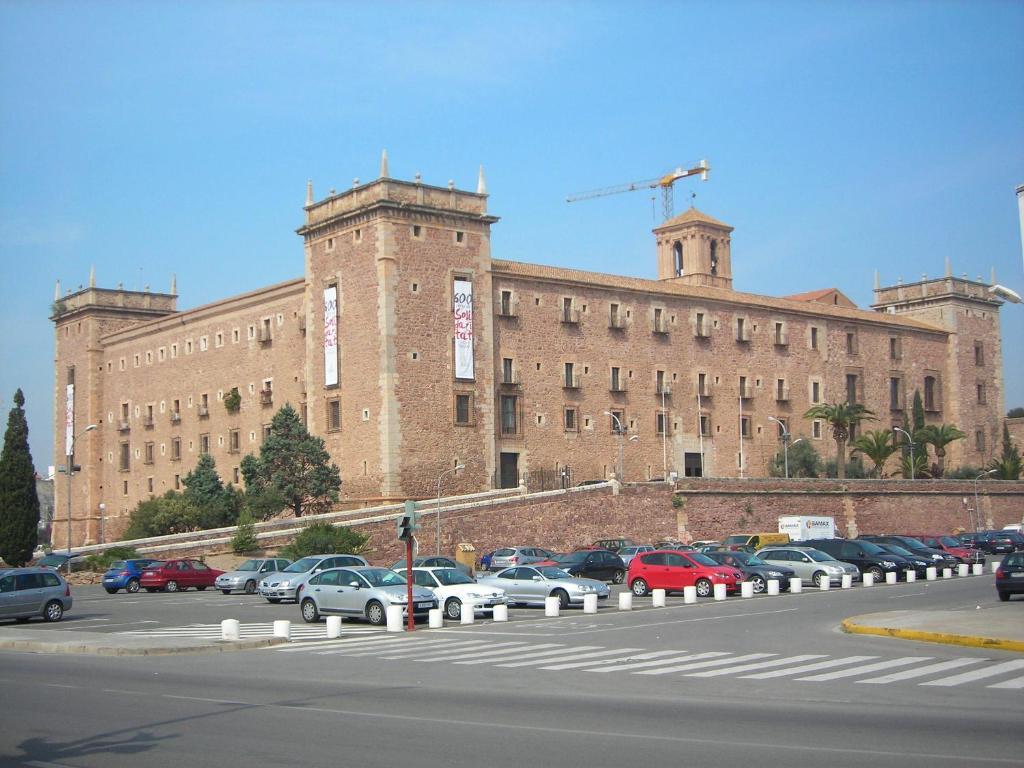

left=216, top=558, right=291, bottom=595
left=477, top=565, right=610, bottom=609
left=298, top=566, right=437, bottom=626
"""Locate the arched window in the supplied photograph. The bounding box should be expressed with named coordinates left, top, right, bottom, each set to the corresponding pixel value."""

left=673, top=241, right=683, bottom=276
left=709, top=240, right=718, bottom=275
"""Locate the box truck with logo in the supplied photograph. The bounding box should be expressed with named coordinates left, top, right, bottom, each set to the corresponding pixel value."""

left=778, top=516, right=836, bottom=542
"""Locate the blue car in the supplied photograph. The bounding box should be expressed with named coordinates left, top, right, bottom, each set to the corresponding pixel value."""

left=102, top=559, right=158, bottom=594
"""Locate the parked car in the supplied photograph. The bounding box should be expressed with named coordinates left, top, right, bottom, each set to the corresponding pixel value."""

left=0, top=567, right=72, bottom=623
left=259, top=554, right=369, bottom=603
left=34, top=553, right=86, bottom=573
left=410, top=567, right=507, bottom=619
left=871, top=543, right=931, bottom=577
left=627, top=550, right=744, bottom=598
left=533, top=550, right=627, bottom=584
left=803, top=538, right=906, bottom=581
left=139, top=559, right=223, bottom=592
left=298, top=566, right=437, bottom=625
left=754, top=546, right=860, bottom=587
left=1002, top=530, right=1024, bottom=552
left=215, top=558, right=292, bottom=595
left=488, top=547, right=555, bottom=571
left=390, top=556, right=472, bottom=577
left=958, top=531, right=1012, bottom=555
left=654, top=540, right=694, bottom=551
left=618, top=545, right=656, bottom=567
left=477, top=565, right=610, bottom=608
left=690, top=540, right=720, bottom=549
left=722, top=533, right=790, bottom=552
left=995, top=552, right=1024, bottom=602
left=101, top=558, right=159, bottom=593
left=911, top=534, right=985, bottom=565
left=861, top=535, right=960, bottom=569
left=592, top=538, right=636, bottom=552
left=702, top=550, right=795, bottom=593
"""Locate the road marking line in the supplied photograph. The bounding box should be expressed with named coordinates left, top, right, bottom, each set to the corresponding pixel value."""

left=495, top=647, right=641, bottom=668
left=921, top=659, right=1024, bottom=687
left=588, top=651, right=729, bottom=674
left=857, top=658, right=984, bottom=684
left=741, top=656, right=879, bottom=679
left=429, top=643, right=566, bottom=664
left=274, top=636, right=405, bottom=652
left=378, top=640, right=519, bottom=659
left=540, top=649, right=683, bottom=671
left=798, top=657, right=930, bottom=681
left=685, top=654, right=826, bottom=678
left=634, top=652, right=775, bottom=676
left=454, top=645, right=603, bottom=666
left=314, top=638, right=427, bottom=655
left=162, top=694, right=248, bottom=705
left=334, top=639, right=501, bottom=659
left=988, top=674, right=1024, bottom=689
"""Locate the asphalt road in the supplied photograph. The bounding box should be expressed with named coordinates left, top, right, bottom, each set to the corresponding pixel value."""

left=2, top=575, right=1022, bottom=767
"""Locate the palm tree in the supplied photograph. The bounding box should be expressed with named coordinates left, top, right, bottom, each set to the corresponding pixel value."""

left=803, top=402, right=876, bottom=480
left=915, top=423, right=965, bottom=478
left=851, top=429, right=898, bottom=477
left=899, top=451, right=931, bottom=479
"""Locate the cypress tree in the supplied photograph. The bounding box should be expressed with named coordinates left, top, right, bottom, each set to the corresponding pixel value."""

left=0, top=390, right=40, bottom=566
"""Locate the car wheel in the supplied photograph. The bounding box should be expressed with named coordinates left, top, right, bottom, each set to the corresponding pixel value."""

left=267, top=598, right=281, bottom=604
left=165, top=580, right=179, bottom=593
left=301, top=598, right=320, bottom=623
left=244, top=580, right=257, bottom=595
left=126, top=578, right=140, bottom=593
left=631, top=578, right=649, bottom=597
left=612, top=570, right=626, bottom=585
left=695, top=578, right=713, bottom=598
left=998, top=591, right=1010, bottom=602
left=105, top=588, right=118, bottom=595
left=750, top=575, right=766, bottom=594
left=221, top=589, right=232, bottom=595
left=445, top=598, right=463, bottom=620
left=867, top=566, right=884, bottom=581
left=553, top=589, right=570, bottom=610
left=811, top=571, right=826, bottom=587
left=366, top=600, right=386, bottom=626
left=43, top=600, right=64, bottom=622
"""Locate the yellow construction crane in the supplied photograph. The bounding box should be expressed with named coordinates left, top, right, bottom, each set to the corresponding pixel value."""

left=566, top=160, right=710, bottom=220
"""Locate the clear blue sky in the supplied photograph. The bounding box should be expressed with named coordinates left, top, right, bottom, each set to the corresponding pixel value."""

left=2, top=0, right=1022, bottom=471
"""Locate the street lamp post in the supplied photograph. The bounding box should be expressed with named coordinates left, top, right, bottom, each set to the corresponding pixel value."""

left=604, top=411, right=625, bottom=482
left=435, top=464, right=465, bottom=556
left=974, top=469, right=998, bottom=532
left=65, top=424, right=97, bottom=564
left=768, top=416, right=790, bottom=479
left=893, top=427, right=915, bottom=480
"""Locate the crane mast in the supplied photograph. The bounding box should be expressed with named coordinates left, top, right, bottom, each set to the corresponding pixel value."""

left=567, top=160, right=710, bottom=220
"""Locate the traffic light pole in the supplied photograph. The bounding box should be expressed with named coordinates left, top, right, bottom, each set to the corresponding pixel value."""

left=405, top=536, right=415, bottom=632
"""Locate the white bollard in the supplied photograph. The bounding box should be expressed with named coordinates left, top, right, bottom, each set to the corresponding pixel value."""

left=972, top=563, right=983, bottom=576
left=326, top=615, right=342, bottom=638
left=863, top=572, right=875, bottom=587
left=385, top=605, right=404, bottom=632
left=885, top=572, right=897, bottom=585
left=221, top=618, right=240, bottom=641
left=906, top=570, right=916, bottom=582
left=652, top=588, right=667, bottom=607
left=766, top=579, right=780, bottom=596
left=957, top=564, right=969, bottom=577
left=790, top=578, right=803, bottom=594
left=942, top=568, right=952, bottom=579
left=713, top=583, right=727, bottom=601
left=492, top=604, right=509, bottom=622
left=618, top=592, right=633, bottom=610
left=740, top=581, right=754, bottom=598
left=991, top=560, right=1001, bottom=574
left=682, top=586, right=697, bottom=604
left=926, top=567, right=937, bottom=581
left=545, top=595, right=561, bottom=617
left=460, top=604, right=476, bottom=625
left=818, top=576, right=830, bottom=591
left=583, top=594, right=598, bottom=614
left=841, top=574, right=853, bottom=589
left=428, top=609, right=443, bottom=629
left=272, top=619, right=291, bottom=640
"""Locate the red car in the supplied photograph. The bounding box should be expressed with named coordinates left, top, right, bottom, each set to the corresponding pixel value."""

left=910, top=534, right=983, bottom=565
left=628, top=550, right=744, bottom=598
left=139, top=559, right=223, bottom=593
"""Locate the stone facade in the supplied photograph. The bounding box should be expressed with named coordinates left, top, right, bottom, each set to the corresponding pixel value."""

left=51, top=167, right=1011, bottom=547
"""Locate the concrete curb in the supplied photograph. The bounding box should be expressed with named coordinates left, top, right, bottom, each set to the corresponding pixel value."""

left=841, top=617, right=1024, bottom=654
left=0, top=636, right=287, bottom=657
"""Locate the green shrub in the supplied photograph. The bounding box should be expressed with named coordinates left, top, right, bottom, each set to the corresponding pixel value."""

left=122, top=492, right=201, bottom=539
left=279, top=522, right=367, bottom=561
left=944, top=465, right=986, bottom=480
left=231, top=510, right=259, bottom=553
left=83, top=545, right=141, bottom=572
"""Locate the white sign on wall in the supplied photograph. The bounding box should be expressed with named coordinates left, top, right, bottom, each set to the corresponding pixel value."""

left=453, top=279, right=474, bottom=380
left=324, top=286, right=338, bottom=387
left=65, top=384, right=74, bottom=457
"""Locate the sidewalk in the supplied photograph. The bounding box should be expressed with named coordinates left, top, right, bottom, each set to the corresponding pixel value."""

left=842, top=609, right=1024, bottom=653
left=0, top=628, right=284, bottom=656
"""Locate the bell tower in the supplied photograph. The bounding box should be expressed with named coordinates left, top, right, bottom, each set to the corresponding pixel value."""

left=654, top=208, right=734, bottom=290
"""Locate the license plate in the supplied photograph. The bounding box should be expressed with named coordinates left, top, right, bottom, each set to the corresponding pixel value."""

left=1012, top=573, right=1024, bottom=578
left=417, top=602, right=433, bottom=609
left=143, top=572, right=153, bottom=576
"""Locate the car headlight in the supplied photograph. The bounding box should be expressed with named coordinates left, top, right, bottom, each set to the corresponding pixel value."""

left=882, top=561, right=896, bottom=568
left=578, top=585, right=595, bottom=593
left=826, top=566, right=843, bottom=573
left=466, top=592, right=486, bottom=599
left=389, top=593, right=408, bottom=603
left=931, top=554, right=943, bottom=560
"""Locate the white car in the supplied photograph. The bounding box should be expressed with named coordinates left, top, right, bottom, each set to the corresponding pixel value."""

left=410, top=567, right=508, bottom=620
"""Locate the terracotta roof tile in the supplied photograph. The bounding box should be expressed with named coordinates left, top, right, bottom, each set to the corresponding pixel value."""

left=654, top=207, right=732, bottom=231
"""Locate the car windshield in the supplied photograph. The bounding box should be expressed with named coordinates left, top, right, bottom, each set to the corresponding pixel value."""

left=108, top=561, right=126, bottom=570
left=884, top=545, right=914, bottom=557
left=1003, top=553, right=1024, bottom=567
left=552, top=553, right=587, bottom=564
left=689, top=553, right=719, bottom=567
left=284, top=557, right=322, bottom=573
left=361, top=569, right=407, bottom=587
left=897, top=537, right=928, bottom=550
left=433, top=569, right=474, bottom=586
left=806, top=550, right=834, bottom=562
left=858, top=542, right=887, bottom=555
left=37, top=555, right=66, bottom=566
left=236, top=560, right=260, bottom=571
left=939, top=536, right=960, bottom=547
left=535, top=566, right=571, bottom=580
left=723, top=536, right=747, bottom=545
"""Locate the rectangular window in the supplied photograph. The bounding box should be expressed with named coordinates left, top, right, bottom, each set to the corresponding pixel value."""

left=609, top=410, right=625, bottom=434
left=776, top=379, right=788, bottom=401
left=924, top=375, right=939, bottom=412
left=812, top=380, right=821, bottom=404
left=455, top=394, right=472, bottom=425
left=890, top=336, right=902, bottom=361
left=774, top=321, right=787, bottom=346
left=774, top=417, right=789, bottom=439
left=119, top=442, right=130, bottom=471
left=609, top=303, right=621, bottom=328
left=656, top=370, right=666, bottom=394
left=500, top=395, right=518, bottom=435
left=845, top=329, right=858, bottom=355
left=148, top=477, right=154, bottom=494
left=144, top=442, right=154, bottom=464
left=564, top=407, right=577, bottom=432
left=174, top=474, right=180, bottom=490
left=200, top=433, right=210, bottom=454
left=698, top=372, right=709, bottom=397
left=736, top=317, right=747, bottom=342
left=810, top=326, right=819, bottom=350
left=327, top=399, right=341, bottom=431
left=974, top=341, right=984, bottom=366
left=699, top=414, right=710, bottom=437
left=739, top=375, right=750, bottom=399
left=740, top=416, right=751, bottom=438
left=890, top=377, right=902, bottom=411
left=695, top=312, right=705, bottom=336
left=262, top=424, right=272, bottom=442
left=975, top=430, right=985, bottom=452
left=656, top=412, right=667, bottom=436
left=653, top=307, right=666, bottom=333
left=499, top=290, right=514, bottom=316
left=502, top=358, right=514, bottom=385
left=229, top=429, right=240, bottom=453
left=812, top=420, right=822, bottom=439
left=564, top=362, right=578, bottom=389
left=976, top=383, right=986, bottom=405
left=171, top=437, right=181, bottom=461
left=846, top=373, right=858, bottom=404
left=611, top=367, right=622, bottom=392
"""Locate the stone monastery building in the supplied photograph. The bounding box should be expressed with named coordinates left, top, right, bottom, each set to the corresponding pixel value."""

left=52, top=159, right=1008, bottom=546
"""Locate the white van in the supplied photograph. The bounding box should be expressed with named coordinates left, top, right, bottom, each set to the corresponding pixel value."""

left=1003, top=523, right=1023, bottom=533
left=779, top=516, right=836, bottom=542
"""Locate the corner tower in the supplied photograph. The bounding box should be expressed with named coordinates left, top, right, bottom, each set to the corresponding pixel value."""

left=654, top=208, right=734, bottom=289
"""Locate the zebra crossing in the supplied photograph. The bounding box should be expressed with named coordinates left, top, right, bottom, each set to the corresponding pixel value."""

left=117, top=622, right=383, bottom=640
left=269, top=634, right=1024, bottom=690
